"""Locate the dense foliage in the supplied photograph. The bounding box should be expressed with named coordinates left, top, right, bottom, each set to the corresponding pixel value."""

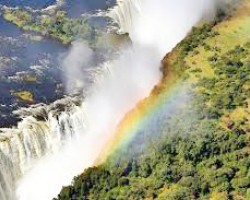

left=3, top=9, right=98, bottom=44
left=196, top=43, right=250, bottom=125
left=56, top=118, right=249, bottom=200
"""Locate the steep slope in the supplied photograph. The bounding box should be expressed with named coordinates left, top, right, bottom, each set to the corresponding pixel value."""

left=55, top=1, right=250, bottom=200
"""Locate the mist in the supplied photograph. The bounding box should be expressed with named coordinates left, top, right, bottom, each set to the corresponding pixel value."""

left=16, top=0, right=216, bottom=199
left=109, top=0, right=216, bottom=56
left=61, top=41, right=94, bottom=93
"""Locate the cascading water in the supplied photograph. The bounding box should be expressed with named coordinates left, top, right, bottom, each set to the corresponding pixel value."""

left=108, top=0, right=215, bottom=56
left=0, top=0, right=216, bottom=199
left=0, top=97, right=85, bottom=200
left=107, top=0, right=142, bottom=34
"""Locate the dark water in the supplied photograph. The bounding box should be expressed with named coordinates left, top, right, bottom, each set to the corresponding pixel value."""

left=0, top=16, right=23, bottom=37
left=0, top=0, right=116, bottom=127
left=64, top=0, right=116, bottom=17
left=0, top=0, right=56, bottom=9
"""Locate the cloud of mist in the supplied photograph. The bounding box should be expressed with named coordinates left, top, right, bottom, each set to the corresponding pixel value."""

left=132, top=0, right=216, bottom=56
left=62, top=41, right=94, bottom=94
left=16, top=43, right=162, bottom=200
left=16, top=0, right=217, bottom=199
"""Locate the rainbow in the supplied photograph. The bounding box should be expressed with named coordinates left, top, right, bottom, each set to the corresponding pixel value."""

left=95, top=69, right=188, bottom=164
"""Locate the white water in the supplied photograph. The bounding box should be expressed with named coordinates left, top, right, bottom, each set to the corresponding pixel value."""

left=0, top=97, right=84, bottom=200
left=0, top=0, right=216, bottom=199
left=108, top=0, right=215, bottom=56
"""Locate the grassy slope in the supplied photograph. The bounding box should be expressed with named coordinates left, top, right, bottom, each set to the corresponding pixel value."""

left=55, top=2, right=250, bottom=200
left=184, top=0, right=250, bottom=132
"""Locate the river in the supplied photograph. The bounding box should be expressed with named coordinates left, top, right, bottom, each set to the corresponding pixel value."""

left=0, top=0, right=115, bottom=127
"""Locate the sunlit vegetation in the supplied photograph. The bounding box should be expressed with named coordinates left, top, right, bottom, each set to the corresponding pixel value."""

left=55, top=2, right=250, bottom=200
left=12, top=91, right=34, bottom=102
left=196, top=44, right=250, bottom=131
left=3, top=8, right=33, bottom=27
left=55, top=116, right=249, bottom=200
left=3, top=8, right=98, bottom=44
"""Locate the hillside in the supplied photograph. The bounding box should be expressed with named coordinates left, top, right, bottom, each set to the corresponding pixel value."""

left=55, top=2, right=250, bottom=200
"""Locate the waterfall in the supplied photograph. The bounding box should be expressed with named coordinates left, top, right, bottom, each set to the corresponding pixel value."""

left=107, top=0, right=215, bottom=56
left=0, top=149, right=16, bottom=200
left=0, top=0, right=216, bottom=199
left=0, top=97, right=85, bottom=200
left=107, top=0, right=142, bottom=34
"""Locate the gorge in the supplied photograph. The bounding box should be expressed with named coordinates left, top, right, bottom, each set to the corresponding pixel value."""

left=0, top=0, right=219, bottom=199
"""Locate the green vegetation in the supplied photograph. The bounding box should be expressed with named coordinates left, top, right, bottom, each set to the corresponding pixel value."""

left=56, top=117, right=249, bottom=200
left=170, top=23, right=219, bottom=76
left=3, top=8, right=98, bottom=44
left=55, top=3, right=250, bottom=200
left=12, top=91, right=34, bottom=102
left=195, top=43, right=250, bottom=130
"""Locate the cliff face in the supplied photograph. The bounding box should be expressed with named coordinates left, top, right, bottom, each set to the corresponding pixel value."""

left=56, top=2, right=250, bottom=199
